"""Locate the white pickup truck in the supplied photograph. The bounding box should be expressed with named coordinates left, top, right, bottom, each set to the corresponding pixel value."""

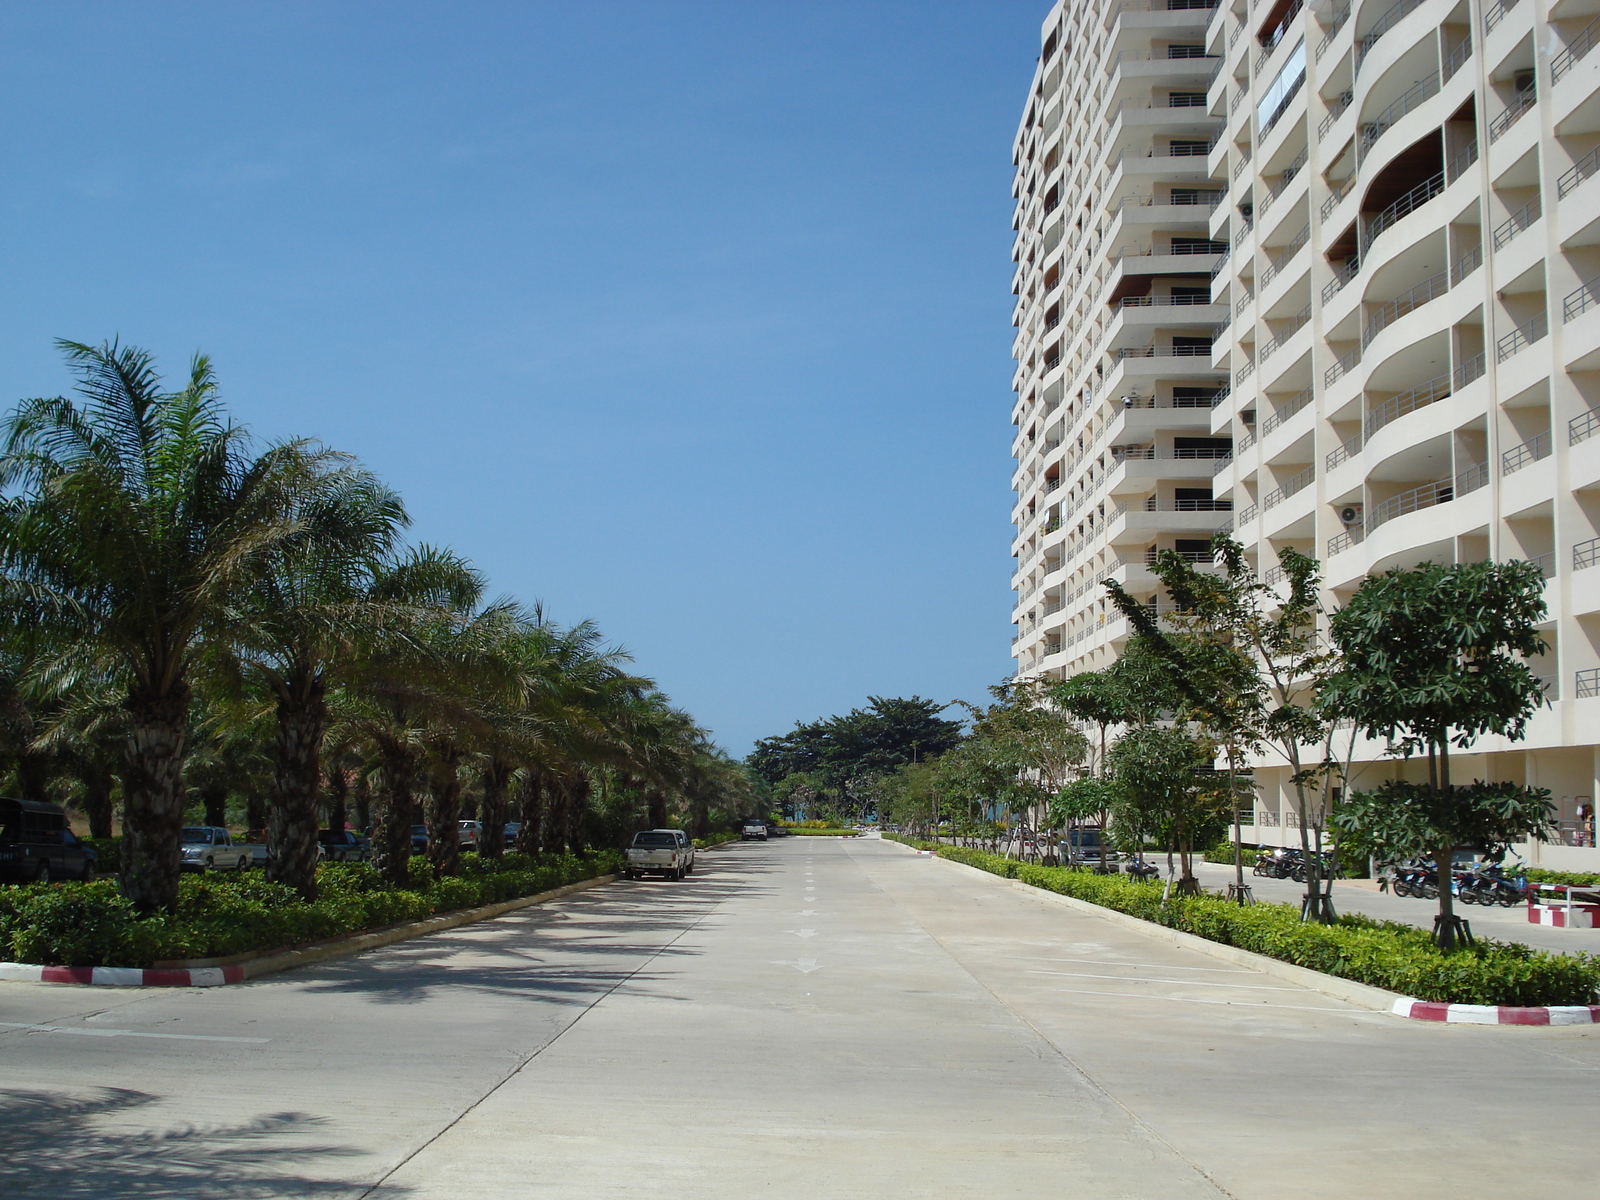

left=624, top=829, right=694, bottom=880
left=180, top=826, right=254, bottom=872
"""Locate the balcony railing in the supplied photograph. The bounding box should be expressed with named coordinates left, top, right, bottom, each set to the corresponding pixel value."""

left=1326, top=432, right=1363, bottom=471
left=1364, top=171, right=1444, bottom=246
left=1450, top=242, right=1483, bottom=284
left=1552, top=17, right=1600, bottom=83
left=1235, top=502, right=1258, bottom=523
left=1113, top=446, right=1234, bottom=460
left=1446, top=139, right=1480, bottom=184
left=1564, top=276, right=1600, bottom=322
left=1359, top=74, right=1439, bottom=163
left=1558, top=146, right=1600, bottom=199
left=1313, top=7, right=1350, bottom=62
left=1321, top=257, right=1361, bottom=302
left=1488, top=85, right=1537, bottom=143
left=1357, top=0, right=1425, bottom=72
left=1143, top=497, right=1234, bottom=511
left=1442, top=35, right=1473, bottom=82
left=1362, top=270, right=1448, bottom=347
left=1576, top=537, right=1600, bottom=570
left=1502, top=431, right=1552, bottom=475
left=1318, top=89, right=1354, bottom=139
left=1578, top=668, right=1600, bottom=699
left=1261, top=386, right=1313, bottom=434
left=1324, top=345, right=1361, bottom=387
left=1259, top=307, right=1311, bottom=362
left=1368, top=478, right=1453, bottom=533
left=1120, top=294, right=1217, bottom=307
left=1454, top=351, right=1487, bottom=389
left=1327, top=526, right=1364, bottom=555
left=1483, top=0, right=1522, bottom=34
left=1259, top=151, right=1308, bottom=214
left=1496, top=312, right=1548, bottom=362
left=1262, top=465, right=1315, bottom=509
left=1115, top=342, right=1216, bottom=359
left=1259, top=224, right=1310, bottom=287
left=1320, top=174, right=1356, bottom=221
left=1571, top=408, right=1600, bottom=446
left=1365, top=372, right=1451, bottom=437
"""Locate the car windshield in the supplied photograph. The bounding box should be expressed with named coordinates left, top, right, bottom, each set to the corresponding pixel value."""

left=181, top=828, right=213, bottom=844
left=632, top=832, right=676, bottom=848
left=412, top=825, right=427, bottom=835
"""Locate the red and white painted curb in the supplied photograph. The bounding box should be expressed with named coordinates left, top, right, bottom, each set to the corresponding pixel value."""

left=1391, top=997, right=1600, bottom=1025
left=0, top=962, right=242, bottom=987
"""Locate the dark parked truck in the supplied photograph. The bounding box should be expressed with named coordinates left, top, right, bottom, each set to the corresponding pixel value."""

left=0, top=798, right=99, bottom=883
left=317, top=829, right=370, bottom=863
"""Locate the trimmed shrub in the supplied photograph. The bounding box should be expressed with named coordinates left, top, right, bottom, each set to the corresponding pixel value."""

left=938, top=846, right=1600, bottom=1007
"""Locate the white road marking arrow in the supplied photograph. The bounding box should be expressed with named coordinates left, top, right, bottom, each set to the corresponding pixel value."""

left=788, top=928, right=817, bottom=938
left=793, top=958, right=820, bottom=973
left=798, top=909, right=819, bottom=915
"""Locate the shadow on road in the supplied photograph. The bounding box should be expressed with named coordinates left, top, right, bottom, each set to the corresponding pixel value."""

left=0, top=1087, right=400, bottom=1199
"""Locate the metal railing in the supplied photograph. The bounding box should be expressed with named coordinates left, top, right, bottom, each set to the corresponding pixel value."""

left=1326, top=432, right=1363, bottom=471
left=1261, top=386, right=1313, bottom=434
left=1235, top=502, right=1258, bottom=523
left=1313, top=7, right=1350, bottom=62
left=1483, top=0, right=1521, bottom=34
left=1362, top=270, right=1448, bottom=347
left=1552, top=17, right=1599, bottom=83
left=1259, top=224, right=1310, bottom=287
left=1262, top=465, right=1315, bottom=509
left=1143, top=497, right=1234, bottom=511
left=1446, top=139, right=1479, bottom=183
left=1365, top=372, right=1451, bottom=436
left=1357, top=0, right=1425, bottom=72
left=1324, top=345, right=1361, bottom=387
left=1259, top=151, right=1307, bottom=214
left=1563, top=277, right=1600, bottom=322
left=1458, top=459, right=1492, bottom=495
left=1260, top=308, right=1311, bottom=362
left=1364, top=171, right=1444, bottom=245
left=1359, top=74, right=1439, bottom=162
left=1488, top=85, right=1537, bottom=143
left=1442, top=35, right=1473, bottom=82
left=1502, top=431, right=1551, bottom=475
left=1320, top=174, right=1356, bottom=220
left=1368, top=478, right=1452, bottom=533
left=1572, top=409, right=1600, bottom=446
left=1496, top=311, right=1548, bottom=362
left=1322, top=257, right=1361, bottom=302
left=1327, top=526, right=1364, bottom=555
left=1318, top=90, right=1354, bottom=139
left=1576, top=537, right=1600, bottom=570
left=1260, top=72, right=1306, bottom=136
left=1120, top=294, right=1216, bottom=307
left=1451, top=242, right=1483, bottom=285
left=1558, top=146, right=1600, bottom=199
left=1454, top=351, right=1487, bottom=389
left=1236, top=357, right=1256, bottom=384
left=1578, top=668, right=1600, bottom=699
left=1115, top=342, right=1215, bottom=359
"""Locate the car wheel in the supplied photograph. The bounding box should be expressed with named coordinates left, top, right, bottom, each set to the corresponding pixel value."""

left=81, top=862, right=97, bottom=883
left=239, top=856, right=249, bottom=870
left=35, top=861, right=51, bottom=885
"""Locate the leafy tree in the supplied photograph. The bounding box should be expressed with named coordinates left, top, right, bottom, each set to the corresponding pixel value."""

left=0, top=341, right=327, bottom=911
left=1321, top=560, right=1550, bottom=949
left=1106, top=724, right=1224, bottom=891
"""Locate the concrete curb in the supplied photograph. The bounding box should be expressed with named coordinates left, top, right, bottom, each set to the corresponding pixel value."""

left=919, top=852, right=1595, bottom=1025
left=0, top=873, right=617, bottom=989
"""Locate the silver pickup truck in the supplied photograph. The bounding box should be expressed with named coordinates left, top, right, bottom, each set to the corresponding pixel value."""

left=180, top=826, right=253, bottom=872
left=624, top=829, right=694, bottom=880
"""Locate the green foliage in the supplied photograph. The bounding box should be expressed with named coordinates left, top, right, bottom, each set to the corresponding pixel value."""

left=933, top=846, right=1600, bottom=1006
left=746, top=697, right=963, bottom=795
left=1203, top=843, right=1264, bottom=867
left=1333, top=779, right=1555, bottom=865
left=1050, top=776, right=1121, bottom=826
left=0, top=850, right=622, bottom=967
left=1105, top=725, right=1226, bottom=868
left=1523, top=868, right=1600, bottom=887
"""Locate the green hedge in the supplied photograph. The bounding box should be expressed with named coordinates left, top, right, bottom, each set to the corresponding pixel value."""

left=1523, top=868, right=1600, bottom=888
left=785, top=828, right=856, bottom=837
left=0, top=850, right=620, bottom=968
left=928, top=846, right=1600, bottom=1007
left=1204, top=844, right=1264, bottom=867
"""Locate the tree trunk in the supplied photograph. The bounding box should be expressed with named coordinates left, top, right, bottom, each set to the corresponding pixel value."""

left=201, top=784, right=228, bottom=829
left=426, top=746, right=463, bottom=876
left=1434, top=739, right=1460, bottom=950
left=353, top=764, right=372, bottom=835
left=478, top=759, right=511, bottom=860
left=326, top=764, right=349, bottom=834
left=82, top=764, right=115, bottom=840
left=371, top=736, right=415, bottom=886
left=16, top=749, right=52, bottom=804
left=245, top=792, right=267, bottom=838
left=646, top=787, right=668, bottom=830
left=120, top=682, right=191, bottom=913
left=513, top=772, right=544, bottom=856
left=266, top=682, right=327, bottom=900
left=567, top=773, right=591, bottom=851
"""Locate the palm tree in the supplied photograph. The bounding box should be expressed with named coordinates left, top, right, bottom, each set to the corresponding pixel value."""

left=0, top=341, right=327, bottom=911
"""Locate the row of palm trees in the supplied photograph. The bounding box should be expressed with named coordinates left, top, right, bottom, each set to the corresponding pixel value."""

left=0, top=340, right=755, bottom=911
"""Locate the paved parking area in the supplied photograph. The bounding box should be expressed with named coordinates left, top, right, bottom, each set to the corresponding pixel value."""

left=2, top=838, right=1596, bottom=1197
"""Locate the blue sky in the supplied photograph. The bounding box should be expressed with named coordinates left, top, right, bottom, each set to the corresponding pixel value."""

left=0, top=0, right=1041, bottom=755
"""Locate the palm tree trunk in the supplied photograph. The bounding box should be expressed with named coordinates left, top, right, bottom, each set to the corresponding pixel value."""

left=353, top=764, right=372, bottom=834
left=16, top=748, right=52, bottom=803
left=646, top=787, right=668, bottom=829
left=201, top=784, right=228, bottom=829
left=513, top=772, right=544, bottom=855
left=120, top=683, right=190, bottom=913
left=427, top=747, right=463, bottom=876
left=83, top=764, right=115, bottom=839
left=478, top=760, right=511, bottom=860
left=372, top=736, right=415, bottom=886
left=326, top=764, right=348, bottom=833
left=566, top=773, right=591, bottom=852
left=267, top=683, right=327, bottom=900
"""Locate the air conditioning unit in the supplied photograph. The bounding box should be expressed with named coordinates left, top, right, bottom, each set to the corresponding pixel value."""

left=1338, top=503, right=1364, bottom=527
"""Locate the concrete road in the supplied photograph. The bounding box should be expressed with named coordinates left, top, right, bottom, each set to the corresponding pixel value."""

left=3, top=838, right=1596, bottom=1198
left=1191, top=858, right=1600, bottom=955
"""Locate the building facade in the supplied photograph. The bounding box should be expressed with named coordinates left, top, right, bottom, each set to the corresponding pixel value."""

left=1010, top=0, right=1600, bottom=870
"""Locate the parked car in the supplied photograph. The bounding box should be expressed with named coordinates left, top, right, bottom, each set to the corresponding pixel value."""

left=180, top=826, right=253, bottom=872
left=317, top=829, right=370, bottom=863
left=741, top=820, right=768, bottom=841
left=246, top=839, right=320, bottom=868
left=765, top=821, right=789, bottom=838
left=625, top=829, right=692, bottom=879
left=0, top=798, right=98, bottom=883
left=503, top=821, right=521, bottom=841
left=669, top=829, right=695, bottom=873
left=411, top=824, right=429, bottom=853
left=458, top=820, right=482, bottom=849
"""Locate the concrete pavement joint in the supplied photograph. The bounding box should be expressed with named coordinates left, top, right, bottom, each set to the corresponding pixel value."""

left=352, top=877, right=739, bottom=1200
left=847, top=842, right=1242, bottom=1200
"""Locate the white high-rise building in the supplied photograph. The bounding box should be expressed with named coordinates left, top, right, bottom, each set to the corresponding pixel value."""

left=1010, top=0, right=1600, bottom=871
